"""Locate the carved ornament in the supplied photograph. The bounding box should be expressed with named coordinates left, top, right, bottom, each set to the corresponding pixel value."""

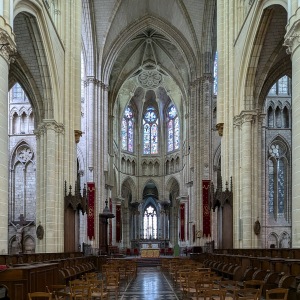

left=0, top=28, right=17, bottom=64
left=74, top=130, right=82, bottom=143
left=216, top=123, right=224, bottom=136
left=284, top=19, right=300, bottom=54
left=35, top=120, right=65, bottom=137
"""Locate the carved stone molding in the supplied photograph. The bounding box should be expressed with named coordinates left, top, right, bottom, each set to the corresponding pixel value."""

left=216, top=123, right=224, bottom=136
left=84, top=77, right=101, bottom=87
left=233, top=115, right=242, bottom=127
left=284, top=19, right=300, bottom=54
left=240, top=111, right=256, bottom=124
left=34, top=119, right=65, bottom=138
left=0, top=28, right=17, bottom=64
left=74, top=130, right=82, bottom=143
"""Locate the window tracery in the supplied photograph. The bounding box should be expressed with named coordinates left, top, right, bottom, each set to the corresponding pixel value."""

left=121, top=106, right=134, bottom=152
left=143, top=107, right=158, bottom=154
left=167, top=104, right=180, bottom=152
left=143, top=205, right=157, bottom=239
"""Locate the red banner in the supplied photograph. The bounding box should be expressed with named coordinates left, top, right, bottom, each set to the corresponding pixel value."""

left=180, top=203, right=185, bottom=241
left=116, top=205, right=121, bottom=242
left=203, top=180, right=211, bottom=236
left=109, top=198, right=112, bottom=245
left=87, top=182, right=95, bottom=240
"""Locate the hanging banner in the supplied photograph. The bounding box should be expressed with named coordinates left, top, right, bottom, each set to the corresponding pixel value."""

left=180, top=203, right=185, bottom=241
left=116, top=205, right=122, bottom=242
left=109, top=198, right=112, bottom=245
left=87, top=182, right=95, bottom=240
left=203, top=180, right=211, bottom=236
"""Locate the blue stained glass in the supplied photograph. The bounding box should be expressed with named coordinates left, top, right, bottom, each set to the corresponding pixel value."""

left=168, top=120, right=173, bottom=152
left=128, top=120, right=133, bottom=152
left=278, top=159, right=285, bottom=213
left=268, top=159, right=274, bottom=214
left=124, top=107, right=133, bottom=118
left=121, top=119, right=127, bottom=150
left=174, top=117, right=180, bottom=149
left=213, top=52, right=218, bottom=95
left=143, top=107, right=159, bottom=154
left=121, top=106, right=134, bottom=152
left=167, top=104, right=180, bottom=152
left=168, top=105, right=177, bottom=118
left=151, top=124, right=158, bottom=154
left=278, top=76, right=288, bottom=95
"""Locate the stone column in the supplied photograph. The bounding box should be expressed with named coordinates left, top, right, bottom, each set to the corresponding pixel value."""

left=0, top=18, right=16, bottom=253
left=240, top=111, right=256, bottom=247
left=284, top=17, right=300, bottom=247
left=35, top=120, right=64, bottom=252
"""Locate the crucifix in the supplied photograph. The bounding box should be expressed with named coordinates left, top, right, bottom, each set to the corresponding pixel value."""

left=11, top=214, right=34, bottom=253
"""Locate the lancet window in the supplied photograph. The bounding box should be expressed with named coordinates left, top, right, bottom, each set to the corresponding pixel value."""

left=167, top=104, right=180, bottom=152
left=143, top=107, right=158, bottom=154
left=121, top=106, right=134, bottom=152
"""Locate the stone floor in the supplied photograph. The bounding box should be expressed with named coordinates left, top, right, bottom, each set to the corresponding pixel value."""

left=117, top=266, right=180, bottom=300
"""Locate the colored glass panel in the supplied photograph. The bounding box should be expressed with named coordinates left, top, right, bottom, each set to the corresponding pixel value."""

left=121, top=106, right=134, bottom=152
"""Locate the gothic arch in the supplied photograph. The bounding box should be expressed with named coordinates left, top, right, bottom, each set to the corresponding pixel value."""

left=165, top=177, right=180, bottom=200
left=121, top=177, right=137, bottom=203
left=236, top=4, right=288, bottom=111
left=103, top=15, right=198, bottom=102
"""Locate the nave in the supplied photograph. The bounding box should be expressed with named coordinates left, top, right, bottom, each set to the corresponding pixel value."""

left=118, top=267, right=180, bottom=300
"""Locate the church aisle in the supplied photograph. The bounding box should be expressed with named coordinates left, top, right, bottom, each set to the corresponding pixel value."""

left=118, top=267, right=180, bottom=300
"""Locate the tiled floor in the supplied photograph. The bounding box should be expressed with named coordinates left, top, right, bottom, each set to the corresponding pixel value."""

left=118, top=267, right=180, bottom=300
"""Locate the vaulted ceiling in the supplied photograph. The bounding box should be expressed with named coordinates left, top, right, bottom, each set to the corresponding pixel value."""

left=90, top=0, right=216, bottom=101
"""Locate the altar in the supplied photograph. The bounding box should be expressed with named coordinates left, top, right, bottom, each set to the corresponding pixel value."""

left=140, top=248, right=160, bottom=258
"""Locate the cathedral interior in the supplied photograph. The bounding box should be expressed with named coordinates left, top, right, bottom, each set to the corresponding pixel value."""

left=0, top=0, right=298, bottom=257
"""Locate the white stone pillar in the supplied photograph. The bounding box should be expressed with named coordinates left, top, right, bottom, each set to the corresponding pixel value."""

left=284, top=17, right=300, bottom=247
left=0, top=23, right=16, bottom=253
left=35, top=120, right=64, bottom=252
left=240, top=111, right=255, bottom=248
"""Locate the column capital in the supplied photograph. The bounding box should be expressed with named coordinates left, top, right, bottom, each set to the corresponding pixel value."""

left=0, top=28, right=16, bottom=64
left=284, top=19, right=300, bottom=54
left=34, top=119, right=65, bottom=138
left=240, top=110, right=256, bottom=124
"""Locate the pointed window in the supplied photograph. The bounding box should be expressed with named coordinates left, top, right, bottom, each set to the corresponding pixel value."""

left=268, top=142, right=288, bottom=218
left=143, top=107, right=158, bottom=154
left=143, top=205, right=157, bottom=239
left=121, top=106, right=134, bottom=152
left=213, top=52, right=218, bottom=95
left=167, top=104, right=180, bottom=152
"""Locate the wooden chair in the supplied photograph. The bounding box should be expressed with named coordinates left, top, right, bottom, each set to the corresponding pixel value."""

left=234, top=288, right=260, bottom=300
left=243, top=279, right=264, bottom=299
left=53, top=291, right=70, bottom=300
left=89, top=279, right=108, bottom=299
left=105, top=271, right=119, bottom=299
left=70, top=284, right=91, bottom=299
left=266, top=288, right=289, bottom=300
left=204, top=288, right=227, bottom=300
left=190, top=281, right=214, bottom=300
left=28, top=292, right=52, bottom=300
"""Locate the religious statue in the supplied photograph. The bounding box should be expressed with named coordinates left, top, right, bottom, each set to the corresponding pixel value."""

left=11, top=219, right=33, bottom=253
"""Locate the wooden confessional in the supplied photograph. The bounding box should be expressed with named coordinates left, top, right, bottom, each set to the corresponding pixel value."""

left=64, top=181, right=87, bottom=252
left=210, top=178, right=233, bottom=249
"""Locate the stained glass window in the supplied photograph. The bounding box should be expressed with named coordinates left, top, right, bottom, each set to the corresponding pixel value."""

left=268, top=75, right=291, bottom=95
left=167, top=104, right=180, bottom=152
left=278, top=76, right=288, bottom=95
left=121, top=106, right=134, bottom=152
left=143, top=107, right=158, bottom=154
left=213, top=52, right=218, bottom=95
left=143, top=205, right=157, bottom=239
left=11, top=83, right=29, bottom=102
left=268, top=142, right=288, bottom=217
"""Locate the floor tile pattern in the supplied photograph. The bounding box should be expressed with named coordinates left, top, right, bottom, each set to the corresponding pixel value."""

left=118, top=267, right=180, bottom=300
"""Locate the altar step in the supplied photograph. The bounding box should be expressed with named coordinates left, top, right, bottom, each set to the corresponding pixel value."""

left=136, top=257, right=162, bottom=267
